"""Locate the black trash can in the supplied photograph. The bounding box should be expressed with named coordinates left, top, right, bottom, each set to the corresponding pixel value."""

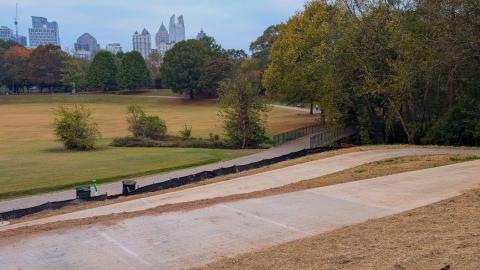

left=76, top=185, right=91, bottom=200
left=122, top=180, right=137, bottom=195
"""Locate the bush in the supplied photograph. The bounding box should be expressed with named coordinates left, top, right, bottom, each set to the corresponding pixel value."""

left=422, top=105, right=480, bottom=146
left=179, top=125, right=192, bottom=140
left=126, top=105, right=167, bottom=140
left=53, top=105, right=101, bottom=150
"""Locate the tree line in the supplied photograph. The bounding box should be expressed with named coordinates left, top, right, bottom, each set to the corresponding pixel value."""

left=260, top=0, right=480, bottom=146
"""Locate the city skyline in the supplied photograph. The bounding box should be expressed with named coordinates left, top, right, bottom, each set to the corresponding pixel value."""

left=0, top=0, right=304, bottom=52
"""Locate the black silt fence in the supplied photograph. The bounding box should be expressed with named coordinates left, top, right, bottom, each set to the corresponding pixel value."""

left=0, top=146, right=340, bottom=221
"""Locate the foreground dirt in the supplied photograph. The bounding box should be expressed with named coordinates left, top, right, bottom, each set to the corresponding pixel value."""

left=194, top=188, right=480, bottom=270
left=1, top=154, right=474, bottom=240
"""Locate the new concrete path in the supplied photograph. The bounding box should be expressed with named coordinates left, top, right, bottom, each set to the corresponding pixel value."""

left=0, top=135, right=312, bottom=213
left=0, top=159, right=479, bottom=270
left=2, top=147, right=479, bottom=232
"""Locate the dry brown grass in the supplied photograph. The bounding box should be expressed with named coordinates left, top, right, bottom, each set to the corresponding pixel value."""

left=195, top=188, right=480, bottom=270
left=3, top=154, right=474, bottom=240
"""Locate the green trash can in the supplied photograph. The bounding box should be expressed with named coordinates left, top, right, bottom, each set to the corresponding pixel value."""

left=122, top=180, right=137, bottom=195
left=76, top=185, right=91, bottom=200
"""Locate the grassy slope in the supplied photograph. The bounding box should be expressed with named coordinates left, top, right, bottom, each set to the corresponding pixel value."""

left=0, top=94, right=315, bottom=199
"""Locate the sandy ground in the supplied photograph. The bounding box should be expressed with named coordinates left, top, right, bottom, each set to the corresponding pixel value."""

left=0, top=154, right=473, bottom=239
left=195, top=188, right=480, bottom=270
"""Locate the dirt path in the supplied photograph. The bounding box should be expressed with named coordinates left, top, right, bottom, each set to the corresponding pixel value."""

left=0, top=159, right=479, bottom=270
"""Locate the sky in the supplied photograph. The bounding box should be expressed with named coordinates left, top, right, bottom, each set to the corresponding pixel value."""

left=0, top=0, right=306, bottom=52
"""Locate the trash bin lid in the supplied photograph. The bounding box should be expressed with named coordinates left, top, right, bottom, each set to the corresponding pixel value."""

left=122, top=180, right=137, bottom=186
left=76, top=185, right=90, bottom=192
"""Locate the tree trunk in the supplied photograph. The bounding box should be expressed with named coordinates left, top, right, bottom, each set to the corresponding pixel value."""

left=310, top=103, right=314, bottom=115
left=396, top=110, right=413, bottom=144
left=189, top=90, right=194, bottom=100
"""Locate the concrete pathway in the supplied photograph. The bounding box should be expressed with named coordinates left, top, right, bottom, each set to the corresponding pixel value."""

left=0, top=136, right=311, bottom=213
left=2, top=147, right=479, bottom=232
left=0, top=159, right=479, bottom=270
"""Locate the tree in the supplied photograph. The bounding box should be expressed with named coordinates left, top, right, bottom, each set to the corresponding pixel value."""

left=198, top=58, right=233, bottom=98
left=87, top=50, right=117, bottom=91
left=117, top=51, right=150, bottom=92
left=3, top=45, right=31, bottom=93
left=146, top=50, right=162, bottom=86
left=28, top=44, right=63, bottom=92
left=219, top=59, right=268, bottom=148
left=250, top=24, right=282, bottom=69
left=61, top=56, right=88, bottom=92
left=160, top=37, right=229, bottom=99
left=53, top=105, right=101, bottom=150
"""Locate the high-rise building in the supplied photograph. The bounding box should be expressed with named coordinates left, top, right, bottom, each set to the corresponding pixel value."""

left=74, top=33, right=100, bottom=60
left=196, top=28, right=207, bottom=40
left=155, top=23, right=173, bottom=56
left=28, top=16, right=60, bottom=47
left=168, top=14, right=186, bottom=44
left=0, top=26, right=27, bottom=46
left=175, top=15, right=185, bottom=42
left=133, top=28, right=151, bottom=59
left=106, top=43, right=123, bottom=55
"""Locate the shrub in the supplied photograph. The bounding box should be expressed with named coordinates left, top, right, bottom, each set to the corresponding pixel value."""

left=53, top=105, right=101, bottom=150
left=179, top=125, right=192, bottom=140
left=126, top=105, right=167, bottom=140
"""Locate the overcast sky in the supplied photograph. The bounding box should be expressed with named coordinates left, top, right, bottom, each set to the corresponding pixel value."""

left=0, top=0, right=305, bottom=52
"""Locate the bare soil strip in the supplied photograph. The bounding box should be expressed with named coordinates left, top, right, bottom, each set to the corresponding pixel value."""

left=193, top=188, right=480, bottom=270
left=1, top=154, right=475, bottom=240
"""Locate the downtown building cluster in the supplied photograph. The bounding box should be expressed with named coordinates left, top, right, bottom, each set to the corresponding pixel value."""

left=1, top=12, right=207, bottom=61
left=133, top=14, right=188, bottom=59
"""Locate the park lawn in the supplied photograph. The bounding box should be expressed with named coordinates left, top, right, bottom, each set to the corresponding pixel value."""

left=0, top=94, right=316, bottom=199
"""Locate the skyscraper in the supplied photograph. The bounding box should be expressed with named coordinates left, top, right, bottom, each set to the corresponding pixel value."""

left=28, top=16, right=60, bottom=47
left=168, top=14, right=186, bottom=44
left=133, top=28, right=151, bottom=59
left=74, top=33, right=100, bottom=60
left=155, top=23, right=172, bottom=56
left=0, top=26, right=27, bottom=46
left=168, top=15, right=176, bottom=44
left=175, top=15, right=185, bottom=42
left=106, top=43, right=123, bottom=55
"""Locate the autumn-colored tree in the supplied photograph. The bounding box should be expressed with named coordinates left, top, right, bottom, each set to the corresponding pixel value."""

left=3, top=45, right=31, bottom=93
left=28, top=44, right=63, bottom=92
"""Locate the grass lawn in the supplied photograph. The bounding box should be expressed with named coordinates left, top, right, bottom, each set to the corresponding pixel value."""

left=0, top=94, right=316, bottom=199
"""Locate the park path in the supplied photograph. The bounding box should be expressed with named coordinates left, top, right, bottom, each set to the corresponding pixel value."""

left=0, top=158, right=479, bottom=269
left=0, top=135, right=311, bottom=213
left=2, top=147, right=479, bottom=232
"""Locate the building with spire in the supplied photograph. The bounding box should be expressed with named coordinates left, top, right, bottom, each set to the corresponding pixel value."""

left=196, top=28, right=207, bottom=40
left=155, top=23, right=172, bottom=56
left=28, top=16, right=60, bottom=47
left=133, top=28, right=152, bottom=59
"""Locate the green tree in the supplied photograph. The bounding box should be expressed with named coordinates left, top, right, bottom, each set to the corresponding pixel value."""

left=117, top=51, right=150, bottom=92
left=53, top=105, right=101, bottom=150
left=250, top=24, right=282, bottom=69
left=87, top=50, right=117, bottom=91
left=219, top=59, right=268, bottom=148
left=61, top=56, right=88, bottom=92
left=160, top=37, right=229, bottom=99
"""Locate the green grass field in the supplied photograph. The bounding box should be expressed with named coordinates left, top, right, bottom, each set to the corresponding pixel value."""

left=0, top=94, right=316, bottom=199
